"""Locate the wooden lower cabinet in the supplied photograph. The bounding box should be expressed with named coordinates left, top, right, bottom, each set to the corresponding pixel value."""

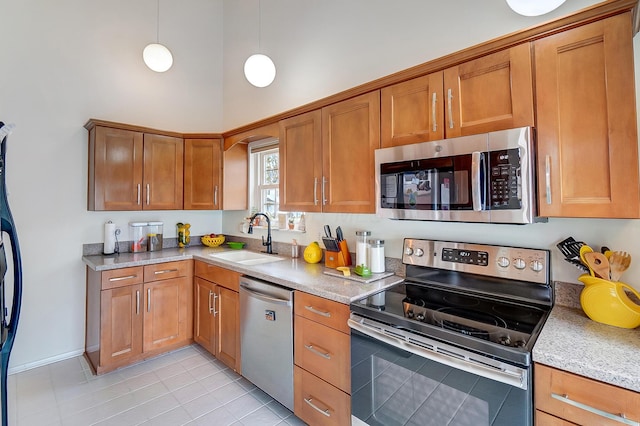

left=294, top=291, right=351, bottom=425
left=85, top=261, right=193, bottom=375
left=535, top=364, right=640, bottom=426
left=193, top=262, right=241, bottom=372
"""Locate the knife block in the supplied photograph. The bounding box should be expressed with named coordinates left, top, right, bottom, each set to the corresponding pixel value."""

left=325, top=240, right=352, bottom=268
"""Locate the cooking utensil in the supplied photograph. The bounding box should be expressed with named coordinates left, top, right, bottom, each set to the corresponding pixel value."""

left=324, top=225, right=332, bottom=238
left=609, top=251, right=631, bottom=282
left=336, top=226, right=344, bottom=242
left=322, top=237, right=340, bottom=252
left=579, top=245, right=594, bottom=275
left=583, top=251, right=610, bottom=280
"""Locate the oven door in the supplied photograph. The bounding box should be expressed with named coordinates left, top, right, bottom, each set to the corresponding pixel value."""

left=349, top=316, right=532, bottom=426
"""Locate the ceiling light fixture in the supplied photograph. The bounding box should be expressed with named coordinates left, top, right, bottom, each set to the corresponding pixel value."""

left=506, top=0, right=566, bottom=16
left=143, top=0, right=173, bottom=72
left=244, top=0, right=276, bottom=88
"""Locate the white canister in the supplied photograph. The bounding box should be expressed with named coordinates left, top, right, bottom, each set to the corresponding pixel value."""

left=355, top=230, right=371, bottom=268
left=370, top=239, right=385, bottom=273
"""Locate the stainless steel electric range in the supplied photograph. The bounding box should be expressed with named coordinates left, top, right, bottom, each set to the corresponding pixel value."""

left=349, top=238, right=552, bottom=426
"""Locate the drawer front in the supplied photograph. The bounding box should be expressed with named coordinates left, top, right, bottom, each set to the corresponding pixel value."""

left=535, top=410, right=577, bottom=426
left=143, top=260, right=189, bottom=282
left=295, top=291, right=350, bottom=333
left=535, top=364, right=640, bottom=426
left=101, top=266, right=144, bottom=290
left=295, top=316, right=350, bottom=393
left=194, top=261, right=240, bottom=291
left=294, top=365, right=350, bottom=426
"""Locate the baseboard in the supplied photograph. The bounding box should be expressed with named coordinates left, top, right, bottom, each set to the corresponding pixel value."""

left=8, top=349, right=85, bottom=375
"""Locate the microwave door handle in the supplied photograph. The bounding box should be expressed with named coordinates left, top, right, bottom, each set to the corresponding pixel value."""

left=471, top=151, right=483, bottom=211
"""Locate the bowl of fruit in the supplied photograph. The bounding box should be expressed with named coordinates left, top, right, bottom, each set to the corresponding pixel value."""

left=201, top=233, right=225, bottom=247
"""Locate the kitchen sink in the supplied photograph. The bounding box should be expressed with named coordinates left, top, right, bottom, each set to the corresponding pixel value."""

left=209, top=250, right=285, bottom=265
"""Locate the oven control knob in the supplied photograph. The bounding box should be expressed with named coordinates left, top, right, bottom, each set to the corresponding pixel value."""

left=405, top=247, right=414, bottom=256
left=414, top=248, right=424, bottom=257
left=499, top=335, right=512, bottom=346
left=530, top=260, right=544, bottom=272
left=406, top=310, right=414, bottom=319
left=513, top=258, right=526, bottom=270
left=497, top=256, right=510, bottom=268
left=416, top=313, right=425, bottom=321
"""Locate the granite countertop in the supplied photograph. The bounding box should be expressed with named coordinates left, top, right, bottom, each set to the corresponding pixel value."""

left=82, top=246, right=404, bottom=304
left=533, top=303, right=640, bottom=393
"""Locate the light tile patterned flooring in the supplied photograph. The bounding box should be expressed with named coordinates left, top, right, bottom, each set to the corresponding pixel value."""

left=7, top=345, right=306, bottom=426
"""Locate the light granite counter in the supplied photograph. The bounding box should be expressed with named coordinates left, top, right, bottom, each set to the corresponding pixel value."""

left=82, top=246, right=404, bottom=304
left=533, top=295, right=640, bottom=393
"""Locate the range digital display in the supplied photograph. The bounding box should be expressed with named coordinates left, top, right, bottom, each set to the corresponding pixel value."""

left=442, top=248, right=489, bottom=266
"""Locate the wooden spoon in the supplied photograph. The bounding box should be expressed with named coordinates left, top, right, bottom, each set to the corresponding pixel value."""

left=609, top=251, right=631, bottom=282
left=583, top=252, right=610, bottom=280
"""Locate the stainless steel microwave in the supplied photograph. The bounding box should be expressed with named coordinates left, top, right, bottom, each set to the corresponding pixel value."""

left=375, top=127, right=544, bottom=224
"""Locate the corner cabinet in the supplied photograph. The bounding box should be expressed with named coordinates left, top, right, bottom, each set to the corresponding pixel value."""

left=534, top=13, right=639, bottom=218
left=280, top=92, right=380, bottom=213
left=86, top=121, right=184, bottom=211
left=193, top=261, right=241, bottom=372
left=184, top=138, right=222, bottom=210
left=85, top=260, right=193, bottom=375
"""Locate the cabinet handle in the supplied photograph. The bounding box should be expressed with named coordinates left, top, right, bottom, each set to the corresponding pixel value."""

left=551, top=393, right=639, bottom=426
left=545, top=155, right=552, bottom=205
left=313, top=177, right=318, bottom=206
left=214, top=185, right=218, bottom=206
left=447, top=88, right=454, bottom=129
left=304, top=305, right=331, bottom=318
left=212, top=292, right=219, bottom=316
left=154, top=269, right=178, bottom=275
left=108, top=274, right=137, bottom=282
left=147, top=288, right=151, bottom=313
left=137, top=184, right=141, bottom=205
left=322, top=177, right=327, bottom=206
left=136, top=290, right=140, bottom=315
left=304, top=344, right=331, bottom=360
left=432, top=92, right=437, bottom=132
left=208, top=290, right=214, bottom=314
left=303, top=397, right=332, bottom=417
left=146, top=184, right=150, bottom=205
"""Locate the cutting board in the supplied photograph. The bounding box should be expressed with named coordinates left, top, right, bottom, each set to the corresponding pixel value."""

left=323, top=269, right=395, bottom=284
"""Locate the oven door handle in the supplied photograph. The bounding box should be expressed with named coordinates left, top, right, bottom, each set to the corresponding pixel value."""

left=348, top=318, right=527, bottom=390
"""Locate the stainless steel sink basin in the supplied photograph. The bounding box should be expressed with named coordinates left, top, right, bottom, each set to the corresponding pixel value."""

left=209, top=250, right=285, bottom=265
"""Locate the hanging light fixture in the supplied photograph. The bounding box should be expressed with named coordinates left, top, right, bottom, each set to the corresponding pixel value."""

left=143, top=0, right=173, bottom=72
left=506, top=0, right=566, bottom=16
left=244, top=0, right=276, bottom=87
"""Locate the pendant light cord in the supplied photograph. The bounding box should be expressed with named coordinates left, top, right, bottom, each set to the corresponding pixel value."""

left=156, top=0, right=160, bottom=43
left=258, top=0, right=262, bottom=51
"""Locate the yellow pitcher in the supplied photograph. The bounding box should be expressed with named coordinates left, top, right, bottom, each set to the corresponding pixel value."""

left=578, top=275, right=640, bottom=328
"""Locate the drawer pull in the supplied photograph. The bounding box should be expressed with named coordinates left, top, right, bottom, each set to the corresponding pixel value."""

left=304, top=344, right=331, bottom=360
left=304, top=305, right=331, bottom=318
left=304, top=396, right=331, bottom=417
left=108, top=274, right=137, bottom=282
left=551, top=393, right=639, bottom=426
left=154, top=269, right=179, bottom=275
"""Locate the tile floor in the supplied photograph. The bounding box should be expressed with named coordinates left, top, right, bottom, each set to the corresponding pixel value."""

left=7, top=345, right=306, bottom=426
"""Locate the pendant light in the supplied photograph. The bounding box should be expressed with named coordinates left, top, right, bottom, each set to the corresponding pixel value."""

left=143, top=0, right=173, bottom=72
left=244, top=0, right=276, bottom=87
left=506, top=0, right=566, bottom=16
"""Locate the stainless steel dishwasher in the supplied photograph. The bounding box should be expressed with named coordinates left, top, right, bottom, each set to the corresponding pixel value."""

left=239, top=276, right=294, bottom=411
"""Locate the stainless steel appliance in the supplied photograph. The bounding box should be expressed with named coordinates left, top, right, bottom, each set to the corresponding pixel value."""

left=349, top=238, right=552, bottom=426
left=375, top=127, right=544, bottom=224
left=239, top=277, right=294, bottom=411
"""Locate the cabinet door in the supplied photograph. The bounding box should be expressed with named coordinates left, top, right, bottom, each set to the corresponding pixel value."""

left=143, top=134, right=184, bottom=210
left=100, top=284, right=143, bottom=367
left=322, top=91, right=381, bottom=213
left=193, top=277, right=216, bottom=354
left=216, top=286, right=240, bottom=372
left=381, top=72, right=444, bottom=147
left=184, top=138, right=222, bottom=210
left=535, top=13, right=639, bottom=218
left=143, top=277, right=189, bottom=352
left=444, top=43, right=534, bottom=138
left=279, top=110, right=323, bottom=212
left=89, top=126, right=143, bottom=211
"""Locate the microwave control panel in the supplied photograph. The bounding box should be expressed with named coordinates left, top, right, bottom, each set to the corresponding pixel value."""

left=489, top=148, right=521, bottom=209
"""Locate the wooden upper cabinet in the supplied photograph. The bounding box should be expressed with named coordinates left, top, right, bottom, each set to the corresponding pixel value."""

left=279, top=110, right=323, bottom=212
left=381, top=72, right=444, bottom=148
left=322, top=91, right=381, bottom=213
left=535, top=13, right=639, bottom=218
left=89, top=126, right=144, bottom=211
left=184, top=138, right=222, bottom=210
left=143, top=134, right=184, bottom=210
left=444, top=43, right=534, bottom=138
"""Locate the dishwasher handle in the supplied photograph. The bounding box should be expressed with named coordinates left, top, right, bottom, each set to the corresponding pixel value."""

left=240, top=282, right=293, bottom=306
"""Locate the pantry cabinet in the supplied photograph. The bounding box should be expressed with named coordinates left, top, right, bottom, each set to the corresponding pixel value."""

left=193, top=261, right=241, bottom=372
left=184, top=138, right=222, bottom=210
left=85, top=260, right=193, bottom=375
left=535, top=363, right=640, bottom=426
left=86, top=121, right=184, bottom=211
left=534, top=13, right=639, bottom=218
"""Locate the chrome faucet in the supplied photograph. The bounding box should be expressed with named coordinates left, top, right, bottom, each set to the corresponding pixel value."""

left=248, top=212, right=275, bottom=254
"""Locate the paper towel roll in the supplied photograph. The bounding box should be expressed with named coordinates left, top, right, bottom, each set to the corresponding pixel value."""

left=103, top=221, right=116, bottom=255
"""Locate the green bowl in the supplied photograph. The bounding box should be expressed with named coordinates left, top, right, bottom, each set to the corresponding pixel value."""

left=226, top=242, right=246, bottom=250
